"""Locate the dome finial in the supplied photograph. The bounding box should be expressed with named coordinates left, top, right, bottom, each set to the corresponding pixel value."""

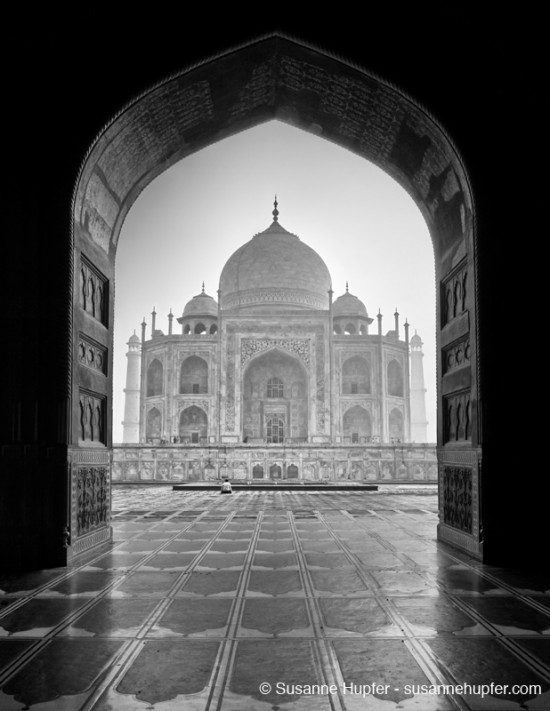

left=272, top=195, right=279, bottom=223
left=346, top=281, right=349, bottom=293
left=201, top=281, right=205, bottom=294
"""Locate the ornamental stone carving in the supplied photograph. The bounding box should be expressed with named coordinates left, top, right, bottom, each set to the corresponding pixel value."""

left=230, top=58, right=275, bottom=120
left=241, top=338, right=311, bottom=366
left=341, top=399, right=372, bottom=414
left=78, top=335, right=107, bottom=375
left=442, top=262, right=468, bottom=326
left=76, top=466, right=109, bottom=536
left=443, top=391, right=471, bottom=443
left=442, top=465, right=473, bottom=533
left=80, top=257, right=108, bottom=326
left=225, top=334, right=236, bottom=431
left=178, top=399, right=210, bottom=413
left=279, top=55, right=400, bottom=156
left=225, top=288, right=325, bottom=310
left=316, top=337, right=326, bottom=430
left=443, top=337, right=471, bottom=374
left=79, top=391, right=106, bottom=444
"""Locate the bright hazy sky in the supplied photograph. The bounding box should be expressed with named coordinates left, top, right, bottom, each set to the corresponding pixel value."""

left=113, top=121, right=436, bottom=442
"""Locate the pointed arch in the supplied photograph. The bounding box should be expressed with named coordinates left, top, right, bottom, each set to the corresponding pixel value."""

left=389, top=408, right=404, bottom=441
left=179, top=405, right=208, bottom=443
left=387, top=359, right=404, bottom=397
left=342, top=355, right=371, bottom=394
left=146, top=407, right=162, bottom=441
left=64, top=33, right=483, bottom=565
left=343, top=405, right=372, bottom=442
left=146, top=359, right=163, bottom=396
left=180, top=355, right=208, bottom=394
left=242, top=347, right=308, bottom=442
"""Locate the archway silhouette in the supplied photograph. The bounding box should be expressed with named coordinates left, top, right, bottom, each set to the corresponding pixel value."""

left=71, top=35, right=479, bottom=562
left=9, top=31, right=515, bottom=571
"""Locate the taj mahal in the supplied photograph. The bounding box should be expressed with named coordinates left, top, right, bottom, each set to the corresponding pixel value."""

left=117, top=200, right=433, bottom=483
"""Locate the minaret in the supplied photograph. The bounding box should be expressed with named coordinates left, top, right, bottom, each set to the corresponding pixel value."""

left=168, top=309, right=173, bottom=335
left=151, top=307, right=157, bottom=338
left=410, top=330, right=429, bottom=442
left=122, top=331, right=141, bottom=443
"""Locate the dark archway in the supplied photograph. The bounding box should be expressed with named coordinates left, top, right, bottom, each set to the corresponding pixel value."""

left=8, top=27, right=538, bottom=570
left=146, top=407, right=162, bottom=442
left=343, top=405, right=372, bottom=443
left=69, top=35, right=479, bottom=562
left=179, top=406, right=208, bottom=443
left=389, top=408, right=404, bottom=442
left=342, top=356, right=371, bottom=395
left=180, top=356, right=208, bottom=394
left=387, top=359, right=404, bottom=397
left=146, top=359, right=163, bottom=397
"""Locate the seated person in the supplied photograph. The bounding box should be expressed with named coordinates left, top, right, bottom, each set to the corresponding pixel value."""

left=220, top=479, right=233, bottom=494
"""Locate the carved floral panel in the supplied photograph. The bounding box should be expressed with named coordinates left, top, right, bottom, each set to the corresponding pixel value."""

left=76, top=466, right=109, bottom=536
left=442, top=465, right=472, bottom=533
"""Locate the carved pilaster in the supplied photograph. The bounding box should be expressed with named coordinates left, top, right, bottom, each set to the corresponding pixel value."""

left=78, top=390, right=106, bottom=444
left=316, top=335, right=326, bottom=431
left=225, top=332, right=236, bottom=431
left=79, top=256, right=108, bottom=326
left=443, top=390, right=472, bottom=443
left=441, top=262, right=468, bottom=328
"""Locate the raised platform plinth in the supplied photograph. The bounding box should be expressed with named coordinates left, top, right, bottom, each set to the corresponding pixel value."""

left=173, top=480, right=379, bottom=491
left=113, top=443, right=437, bottom=484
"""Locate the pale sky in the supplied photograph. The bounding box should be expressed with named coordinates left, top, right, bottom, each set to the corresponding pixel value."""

left=113, top=121, right=436, bottom=442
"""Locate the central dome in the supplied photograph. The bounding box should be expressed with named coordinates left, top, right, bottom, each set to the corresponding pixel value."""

left=219, top=204, right=332, bottom=311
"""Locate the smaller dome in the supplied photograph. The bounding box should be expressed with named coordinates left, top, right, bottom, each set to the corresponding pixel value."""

left=182, top=284, right=218, bottom=318
left=128, top=332, right=140, bottom=344
left=410, top=331, right=423, bottom=347
left=333, top=285, right=368, bottom=317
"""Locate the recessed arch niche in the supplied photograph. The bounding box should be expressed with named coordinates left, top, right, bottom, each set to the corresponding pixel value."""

left=71, top=34, right=480, bottom=563
left=242, top=348, right=308, bottom=442
left=179, top=406, right=208, bottom=442
left=343, top=405, right=372, bottom=442
left=180, top=355, right=208, bottom=394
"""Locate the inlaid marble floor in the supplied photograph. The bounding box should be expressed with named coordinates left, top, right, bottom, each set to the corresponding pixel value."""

left=0, top=486, right=549, bottom=710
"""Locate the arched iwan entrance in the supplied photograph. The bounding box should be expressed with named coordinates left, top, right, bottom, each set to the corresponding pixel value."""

left=242, top=349, right=308, bottom=443
left=71, top=35, right=479, bottom=562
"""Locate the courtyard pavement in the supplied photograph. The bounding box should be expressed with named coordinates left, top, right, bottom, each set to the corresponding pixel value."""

left=0, top=486, right=549, bottom=710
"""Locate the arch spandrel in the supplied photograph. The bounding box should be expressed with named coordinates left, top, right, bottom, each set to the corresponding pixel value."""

left=72, top=34, right=481, bottom=562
